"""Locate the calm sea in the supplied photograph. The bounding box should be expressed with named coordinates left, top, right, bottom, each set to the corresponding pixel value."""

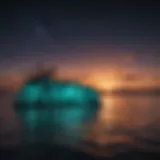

left=83, top=94, right=160, bottom=155
left=0, top=91, right=159, bottom=156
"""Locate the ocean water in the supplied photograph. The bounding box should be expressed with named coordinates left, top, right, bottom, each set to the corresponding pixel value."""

left=0, top=91, right=160, bottom=157
left=83, top=94, right=160, bottom=156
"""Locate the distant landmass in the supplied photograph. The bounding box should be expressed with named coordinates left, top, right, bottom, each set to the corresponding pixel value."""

left=99, top=87, right=160, bottom=96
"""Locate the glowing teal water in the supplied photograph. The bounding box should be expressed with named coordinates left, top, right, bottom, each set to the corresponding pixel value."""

left=14, top=77, right=100, bottom=145
left=15, top=85, right=41, bottom=103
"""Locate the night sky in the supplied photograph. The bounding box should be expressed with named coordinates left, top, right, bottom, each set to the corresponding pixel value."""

left=0, top=2, right=159, bottom=88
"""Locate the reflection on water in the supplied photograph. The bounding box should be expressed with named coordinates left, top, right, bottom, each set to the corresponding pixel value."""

left=83, top=94, right=160, bottom=155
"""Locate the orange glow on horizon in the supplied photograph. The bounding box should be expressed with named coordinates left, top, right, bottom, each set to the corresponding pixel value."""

left=85, top=72, right=122, bottom=91
left=0, top=64, right=159, bottom=91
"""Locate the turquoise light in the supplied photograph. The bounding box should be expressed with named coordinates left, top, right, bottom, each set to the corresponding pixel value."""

left=15, top=85, right=41, bottom=103
left=14, top=76, right=101, bottom=145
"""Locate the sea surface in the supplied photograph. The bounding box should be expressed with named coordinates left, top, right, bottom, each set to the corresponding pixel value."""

left=0, top=91, right=160, bottom=157
left=83, top=94, right=160, bottom=156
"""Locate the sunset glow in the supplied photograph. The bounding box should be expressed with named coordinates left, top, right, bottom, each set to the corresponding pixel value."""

left=84, top=72, right=122, bottom=91
left=96, top=80, right=120, bottom=91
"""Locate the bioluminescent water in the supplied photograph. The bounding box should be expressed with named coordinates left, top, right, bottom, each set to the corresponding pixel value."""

left=14, top=76, right=101, bottom=148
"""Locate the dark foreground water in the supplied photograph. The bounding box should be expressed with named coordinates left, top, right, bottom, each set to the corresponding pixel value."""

left=0, top=144, right=160, bottom=160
